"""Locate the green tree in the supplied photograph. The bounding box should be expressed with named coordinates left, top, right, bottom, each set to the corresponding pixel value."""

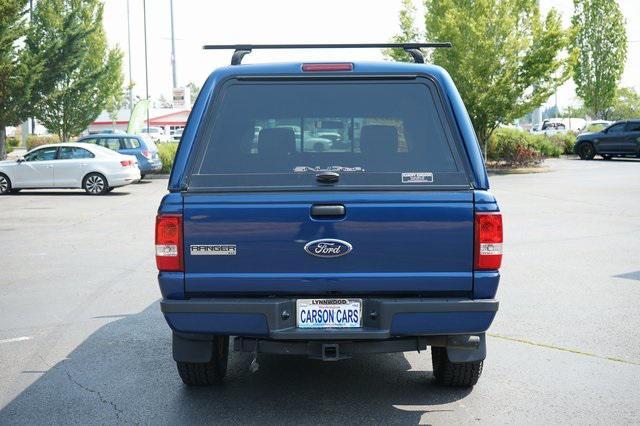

left=187, top=82, right=201, bottom=103
left=387, top=0, right=573, bottom=149
left=572, top=0, right=627, bottom=119
left=28, top=0, right=124, bottom=141
left=104, top=49, right=126, bottom=128
left=606, top=87, right=640, bottom=121
left=0, top=0, right=38, bottom=159
left=384, top=0, right=423, bottom=62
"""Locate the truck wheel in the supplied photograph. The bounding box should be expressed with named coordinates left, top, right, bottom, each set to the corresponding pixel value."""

left=176, top=336, right=229, bottom=386
left=431, top=346, right=483, bottom=387
left=577, top=143, right=595, bottom=160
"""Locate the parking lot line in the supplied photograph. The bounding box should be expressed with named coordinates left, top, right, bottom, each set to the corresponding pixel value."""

left=0, top=336, right=32, bottom=345
left=488, top=333, right=640, bottom=366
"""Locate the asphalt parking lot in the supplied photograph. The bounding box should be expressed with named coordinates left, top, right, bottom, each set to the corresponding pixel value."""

left=1, top=158, right=639, bottom=424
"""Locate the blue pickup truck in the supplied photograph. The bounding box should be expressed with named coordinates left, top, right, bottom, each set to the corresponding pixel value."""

left=155, top=44, right=502, bottom=388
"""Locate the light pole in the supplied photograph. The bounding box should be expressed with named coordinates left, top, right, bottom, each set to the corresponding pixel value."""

left=126, top=0, right=133, bottom=111
left=143, top=0, right=150, bottom=133
left=170, top=0, right=177, bottom=89
left=29, top=0, right=35, bottom=135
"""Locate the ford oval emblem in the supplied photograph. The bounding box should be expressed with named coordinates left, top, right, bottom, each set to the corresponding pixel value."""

left=304, top=239, right=352, bottom=258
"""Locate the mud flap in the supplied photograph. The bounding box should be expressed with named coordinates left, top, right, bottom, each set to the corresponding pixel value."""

left=172, top=332, right=214, bottom=363
left=446, top=333, right=486, bottom=363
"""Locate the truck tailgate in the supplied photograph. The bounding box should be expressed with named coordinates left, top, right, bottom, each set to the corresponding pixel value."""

left=183, top=191, right=473, bottom=296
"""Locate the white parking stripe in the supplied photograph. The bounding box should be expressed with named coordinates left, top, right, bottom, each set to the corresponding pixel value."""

left=0, top=336, right=32, bottom=344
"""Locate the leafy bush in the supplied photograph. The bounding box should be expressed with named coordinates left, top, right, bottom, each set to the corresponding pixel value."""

left=488, top=128, right=567, bottom=167
left=7, top=137, right=19, bottom=148
left=534, top=135, right=565, bottom=157
left=158, top=143, right=178, bottom=174
left=27, top=135, right=60, bottom=150
left=488, top=129, right=542, bottom=167
left=5, top=137, right=19, bottom=154
left=547, top=133, right=576, bottom=155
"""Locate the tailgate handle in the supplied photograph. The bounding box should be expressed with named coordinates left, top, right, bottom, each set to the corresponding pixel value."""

left=311, top=205, right=345, bottom=217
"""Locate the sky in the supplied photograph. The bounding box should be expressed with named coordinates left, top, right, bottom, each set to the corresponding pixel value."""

left=102, top=0, right=640, bottom=110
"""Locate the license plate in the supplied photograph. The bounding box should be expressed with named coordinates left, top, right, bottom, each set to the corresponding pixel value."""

left=296, top=298, right=362, bottom=328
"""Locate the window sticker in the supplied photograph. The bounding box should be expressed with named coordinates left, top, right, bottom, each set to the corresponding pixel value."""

left=293, top=166, right=365, bottom=173
left=401, top=172, right=434, bottom=184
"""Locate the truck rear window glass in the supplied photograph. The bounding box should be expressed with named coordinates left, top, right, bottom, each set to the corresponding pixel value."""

left=189, top=79, right=469, bottom=190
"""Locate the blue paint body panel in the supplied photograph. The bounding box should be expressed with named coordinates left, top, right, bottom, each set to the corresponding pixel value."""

left=157, top=60, right=501, bottom=341
left=158, top=272, right=185, bottom=300
left=182, top=191, right=474, bottom=296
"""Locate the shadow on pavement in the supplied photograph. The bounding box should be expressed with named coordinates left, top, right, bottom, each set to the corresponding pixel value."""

left=614, top=270, right=640, bottom=282
left=0, top=302, right=471, bottom=424
left=567, top=157, right=640, bottom=163
left=11, top=190, right=130, bottom=196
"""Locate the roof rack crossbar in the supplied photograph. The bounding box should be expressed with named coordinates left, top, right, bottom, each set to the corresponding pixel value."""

left=202, top=43, right=452, bottom=65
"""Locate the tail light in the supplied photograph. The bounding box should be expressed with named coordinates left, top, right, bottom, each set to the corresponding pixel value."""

left=120, top=160, right=134, bottom=167
left=155, top=214, right=183, bottom=271
left=302, top=63, right=353, bottom=72
left=475, top=212, right=503, bottom=270
left=141, top=150, right=152, bottom=159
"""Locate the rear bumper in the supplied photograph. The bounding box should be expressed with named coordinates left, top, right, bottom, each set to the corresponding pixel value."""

left=108, top=169, right=141, bottom=187
left=160, top=297, right=499, bottom=339
left=138, top=160, right=162, bottom=173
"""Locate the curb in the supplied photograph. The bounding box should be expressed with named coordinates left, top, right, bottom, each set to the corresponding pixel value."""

left=488, top=166, right=551, bottom=175
left=147, top=174, right=170, bottom=179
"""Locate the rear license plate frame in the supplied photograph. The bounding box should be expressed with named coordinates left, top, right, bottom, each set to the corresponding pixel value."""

left=296, top=298, right=362, bottom=329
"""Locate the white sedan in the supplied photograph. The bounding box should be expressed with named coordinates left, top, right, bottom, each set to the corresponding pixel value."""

left=0, top=143, right=140, bottom=195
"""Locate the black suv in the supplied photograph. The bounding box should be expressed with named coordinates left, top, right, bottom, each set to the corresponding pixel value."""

left=574, top=120, right=640, bottom=160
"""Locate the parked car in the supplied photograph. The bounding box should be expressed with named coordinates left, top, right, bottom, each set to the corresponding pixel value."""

left=171, top=128, right=184, bottom=142
left=574, top=120, right=640, bottom=160
left=531, top=120, right=568, bottom=136
left=140, top=126, right=168, bottom=143
left=77, top=133, right=162, bottom=179
left=317, top=131, right=342, bottom=141
left=580, top=120, right=613, bottom=134
left=0, top=143, right=140, bottom=195
left=531, top=118, right=588, bottom=136
left=303, top=136, right=333, bottom=152
left=88, top=129, right=126, bottom=135
left=156, top=46, right=502, bottom=389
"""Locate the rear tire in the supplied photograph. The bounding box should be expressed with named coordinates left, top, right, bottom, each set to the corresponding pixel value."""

left=83, top=173, right=108, bottom=195
left=431, top=346, right=483, bottom=387
left=0, top=173, right=11, bottom=195
left=577, top=143, right=595, bottom=160
left=176, top=336, right=229, bottom=386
